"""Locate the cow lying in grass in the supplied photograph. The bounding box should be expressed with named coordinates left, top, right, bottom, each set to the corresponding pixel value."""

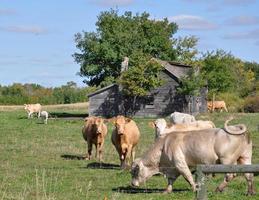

left=150, top=118, right=216, bottom=139
left=169, top=112, right=196, bottom=124
left=132, top=118, right=255, bottom=195
left=24, top=103, right=42, bottom=118
left=82, top=116, right=108, bottom=162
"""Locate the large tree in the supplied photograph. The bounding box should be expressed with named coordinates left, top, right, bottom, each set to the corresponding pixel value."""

left=73, top=9, right=178, bottom=87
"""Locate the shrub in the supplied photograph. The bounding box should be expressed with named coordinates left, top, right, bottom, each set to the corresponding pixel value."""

left=243, top=96, right=259, bottom=113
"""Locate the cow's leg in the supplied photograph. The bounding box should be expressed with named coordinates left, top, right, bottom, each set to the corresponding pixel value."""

left=87, top=141, right=92, bottom=160
left=126, top=145, right=133, bottom=166
left=224, top=106, right=228, bottom=112
left=95, top=143, right=99, bottom=159
left=98, top=143, right=104, bottom=162
left=164, top=171, right=180, bottom=193
left=175, top=160, right=197, bottom=192
left=238, top=148, right=255, bottom=195
left=28, top=112, right=32, bottom=118
left=38, top=111, right=41, bottom=118
left=216, top=158, right=236, bottom=192
left=131, top=147, right=136, bottom=163
left=216, top=173, right=236, bottom=192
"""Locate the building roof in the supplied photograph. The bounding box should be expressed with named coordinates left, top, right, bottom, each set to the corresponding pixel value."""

left=88, top=83, right=117, bottom=98
left=88, top=60, right=192, bottom=97
left=155, top=59, right=191, bottom=79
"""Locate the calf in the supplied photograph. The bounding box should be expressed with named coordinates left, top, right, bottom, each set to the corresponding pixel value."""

left=82, top=116, right=108, bottom=162
left=40, top=111, right=48, bottom=124
left=111, top=115, right=140, bottom=168
left=24, top=103, right=42, bottom=118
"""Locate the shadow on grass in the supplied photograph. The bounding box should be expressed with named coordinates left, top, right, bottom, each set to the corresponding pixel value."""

left=61, top=154, right=86, bottom=160
left=112, top=186, right=189, bottom=194
left=50, top=112, right=88, bottom=119
left=86, top=162, right=120, bottom=170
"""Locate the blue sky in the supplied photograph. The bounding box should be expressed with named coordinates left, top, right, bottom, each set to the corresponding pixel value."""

left=1, top=0, right=259, bottom=87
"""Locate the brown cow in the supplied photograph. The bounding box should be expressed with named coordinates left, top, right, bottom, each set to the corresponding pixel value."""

left=207, top=101, right=228, bottom=112
left=131, top=118, right=255, bottom=195
left=111, top=115, right=140, bottom=168
left=82, top=116, right=108, bottom=162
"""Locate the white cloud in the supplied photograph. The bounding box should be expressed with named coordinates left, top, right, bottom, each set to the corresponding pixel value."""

left=223, top=29, right=259, bottom=39
left=169, top=15, right=218, bottom=31
left=225, top=15, right=259, bottom=26
left=90, top=0, right=134, bottom=6
left=0, top=25, right=47, bottom=35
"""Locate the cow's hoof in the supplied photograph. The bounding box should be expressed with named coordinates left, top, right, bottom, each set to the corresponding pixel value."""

left=215, top=187, right=224, bottom=193
left=247, top=190, right=256, bottom=196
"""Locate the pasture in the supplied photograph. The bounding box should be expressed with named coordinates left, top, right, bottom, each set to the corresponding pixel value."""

left=1, top=106, right=259, bottom=200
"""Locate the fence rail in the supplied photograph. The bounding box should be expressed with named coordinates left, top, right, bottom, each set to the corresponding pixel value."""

left=195, top=164, right=259, bottom=200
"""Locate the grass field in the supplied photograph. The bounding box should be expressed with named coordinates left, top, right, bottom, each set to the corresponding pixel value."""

left=1, top=106, right=259, bottom=200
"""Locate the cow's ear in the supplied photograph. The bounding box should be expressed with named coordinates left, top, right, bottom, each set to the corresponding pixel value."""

left=148, top=121, right=155, bottom=129
left=84, top=117, right=90, bottom=122
left=125, top=118, right=131, bottom=123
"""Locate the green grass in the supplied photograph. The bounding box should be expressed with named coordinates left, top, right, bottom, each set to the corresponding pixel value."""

left=0, top=109, right=259, bottom=199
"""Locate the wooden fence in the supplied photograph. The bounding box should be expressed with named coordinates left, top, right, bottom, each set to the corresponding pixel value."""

left=195, top=164, right=259, bottom=200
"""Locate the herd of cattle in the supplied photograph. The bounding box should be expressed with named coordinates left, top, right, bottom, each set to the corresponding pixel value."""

left=23, top=102, right=256, bottom=196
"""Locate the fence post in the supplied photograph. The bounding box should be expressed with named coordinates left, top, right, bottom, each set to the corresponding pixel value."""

left=195, top=165, right=207, bottom=200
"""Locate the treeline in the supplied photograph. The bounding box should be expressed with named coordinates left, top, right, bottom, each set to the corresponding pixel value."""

left=178, top=50, right=259, bottom=112
left=0, top=81, right=97, bottom=105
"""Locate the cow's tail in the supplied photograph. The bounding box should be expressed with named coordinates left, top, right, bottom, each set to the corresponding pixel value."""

left=224, top=117, right=247, bottom=135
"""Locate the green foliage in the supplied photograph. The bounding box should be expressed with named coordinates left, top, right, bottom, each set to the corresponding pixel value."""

left=200, top=50, right=256, bottom=97
left=177, top=66, right=205, bottom=96
left=200, top=50, right=236, bottom=95
left=118, top=56, right=163, bottom=97
left=244, top=61, right=259, bottom=81
left=73, top=9, right=178, bottom=87
left=0, top=82, right=97, bottom=105
left=173, top=36, right=199, bottom=65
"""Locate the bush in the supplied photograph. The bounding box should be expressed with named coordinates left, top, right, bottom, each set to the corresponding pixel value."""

left=243, top=96, right=259, bottom=113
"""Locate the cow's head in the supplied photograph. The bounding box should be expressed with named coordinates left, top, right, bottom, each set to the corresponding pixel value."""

left=149, top=118, right=167, bottom=138
left=24, top=104, right=29, bottom=110
left=113, top=115, right=131, bottom=135
left=93, top=117, right=105, bottom=136
left=131, top=158, right=153, bottom=187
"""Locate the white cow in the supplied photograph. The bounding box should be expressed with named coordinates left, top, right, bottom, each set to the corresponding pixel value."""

left=132, top=118, right=255, bottom=195
left=24, top=103, right=42, bottom=118
left=169, top=112, right=196, bottom=124
left=151, top=118, right=215, bottom=139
